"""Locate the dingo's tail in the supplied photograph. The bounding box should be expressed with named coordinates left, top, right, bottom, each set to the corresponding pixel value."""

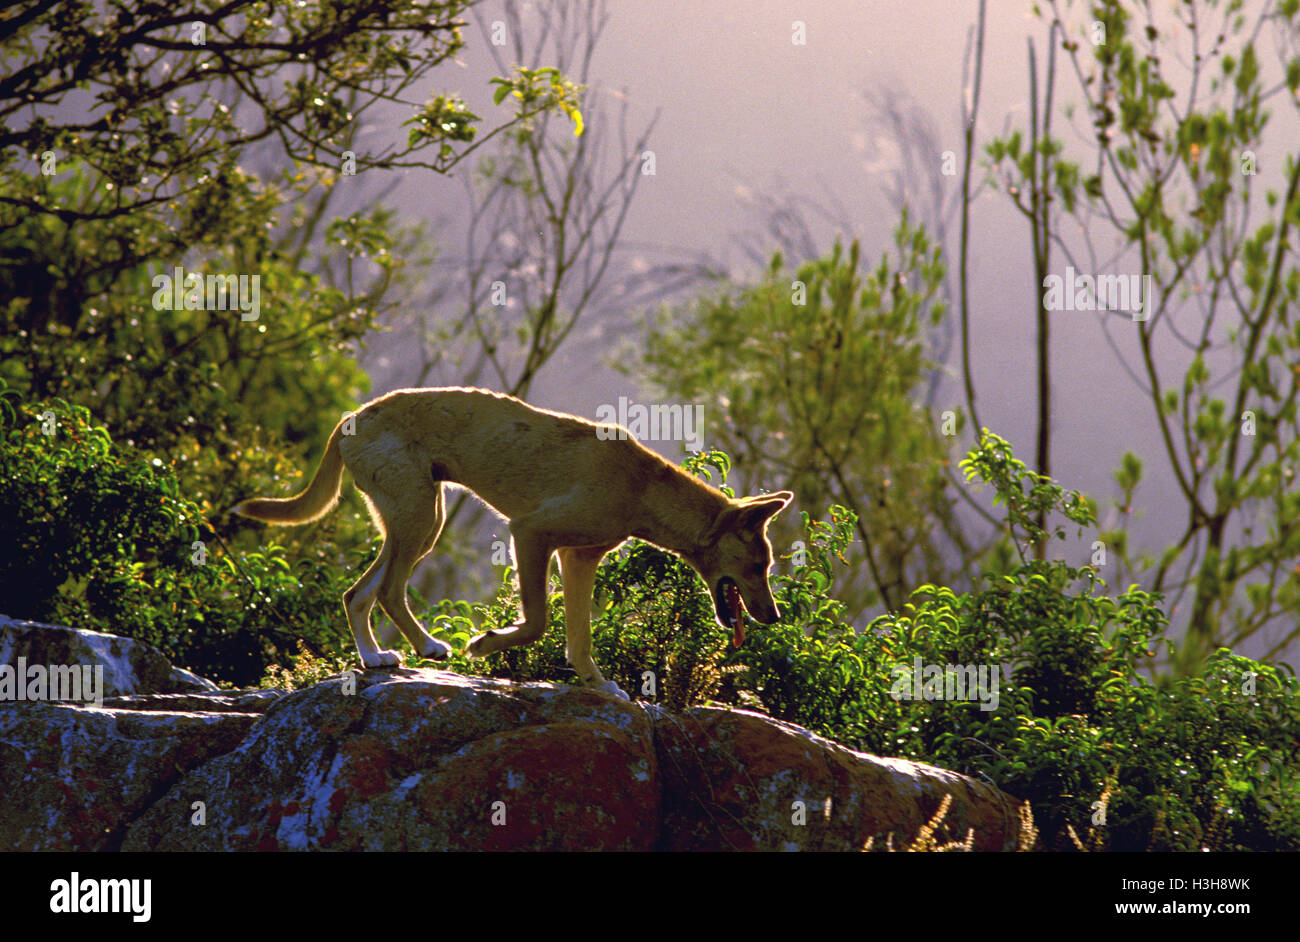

left=232, top=424, right=345, bottom=524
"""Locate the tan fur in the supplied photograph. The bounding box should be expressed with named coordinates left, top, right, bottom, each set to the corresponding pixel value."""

left=233, top=386, right=792, bottom=699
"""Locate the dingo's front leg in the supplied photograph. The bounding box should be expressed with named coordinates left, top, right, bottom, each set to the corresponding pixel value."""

left=558, top=544, right=627, bottom=700
left=466, top=522, right=554, bottom=658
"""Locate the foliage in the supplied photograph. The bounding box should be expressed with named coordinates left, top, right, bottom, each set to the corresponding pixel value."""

left=0, top=0, right=592, bottom=620
left=631, top=218, right=975, bottom=620
left=392, top=1, right=642, bottom=407
left=958, top=428, right=1098, bottom=562
left=986, top=0, right=1300, bottom=667
left=0, top=159, right=376, bottom=515
left=0, top=1, right=478, bottom=446
left=0, top=1, right=554, bottom=201
left=262, top=641, right=356, bottom=692
left=0, top=382, right=358, bottom=686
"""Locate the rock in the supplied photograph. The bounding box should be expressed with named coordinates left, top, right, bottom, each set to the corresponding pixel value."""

left=170, top=666, right=221, bottom=693
left=654, top=706, right=1020, bottom=851
left=0, top=616, right=216, bottom=697
left=122, top=669, right=660, bottom=851
left=101, top=689, right=284, bottom=714
left=0, top=701, right=269, bottom=851
left=2, top=621, right=1025, bottom=852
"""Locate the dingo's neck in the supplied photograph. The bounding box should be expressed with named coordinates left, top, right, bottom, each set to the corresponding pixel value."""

left=631, top=466, right=729, bottom=566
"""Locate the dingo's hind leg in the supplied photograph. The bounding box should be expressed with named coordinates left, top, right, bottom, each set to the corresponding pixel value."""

left=376, top=483, right=451, bottom=661
left=343, top=527, right=402, bottom=669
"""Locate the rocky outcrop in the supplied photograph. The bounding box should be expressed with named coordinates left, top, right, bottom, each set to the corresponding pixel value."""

left=1, top=619, right=1023, bottom=851
left=0, top=696, right=277, bottom=851
left=121, top=670, right=661, bottom=851
left=0, top=616, right=218, bottom=698
left=655, top=707, right=1017, bottom=850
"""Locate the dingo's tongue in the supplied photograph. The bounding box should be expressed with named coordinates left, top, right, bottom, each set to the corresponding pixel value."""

left=727, top=582, right=745, bottom=647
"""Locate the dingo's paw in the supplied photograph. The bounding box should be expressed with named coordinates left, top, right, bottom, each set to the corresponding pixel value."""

left=592, top=680, right=630, bottom=701
left=362, top=648, right=404, bottom=669
left=465, top=629, right=501, bottom=658
left=420, top=637, right=451, bottom=660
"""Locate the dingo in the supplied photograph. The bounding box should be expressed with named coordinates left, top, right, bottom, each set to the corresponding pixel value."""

left=233, top=387, right=792, bottom=699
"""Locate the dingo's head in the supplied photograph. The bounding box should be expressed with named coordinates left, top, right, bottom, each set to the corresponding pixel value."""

left=695, top=490, right=794, bottom=646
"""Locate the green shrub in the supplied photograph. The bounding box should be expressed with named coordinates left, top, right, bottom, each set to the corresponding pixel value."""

left=0, top=380, right=357, bottom=685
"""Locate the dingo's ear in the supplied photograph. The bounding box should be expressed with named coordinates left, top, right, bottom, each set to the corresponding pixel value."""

left=736, top=490, right=793, bottom=529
